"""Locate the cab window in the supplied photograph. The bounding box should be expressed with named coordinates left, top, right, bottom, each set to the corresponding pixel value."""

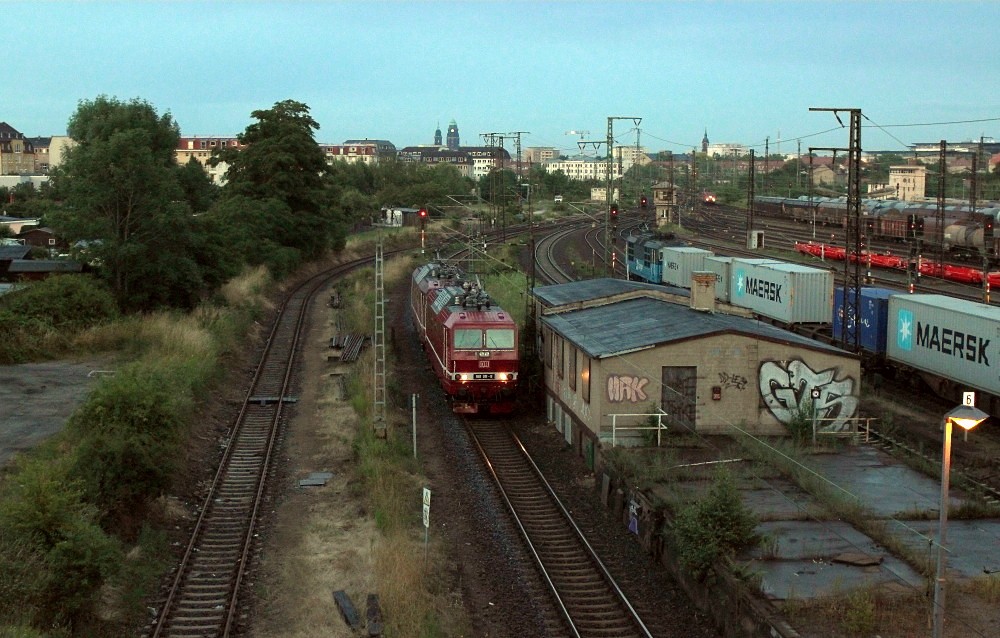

left=485, top=329, right=514, bottom=349
left=454, top=329, right=482, bottom=349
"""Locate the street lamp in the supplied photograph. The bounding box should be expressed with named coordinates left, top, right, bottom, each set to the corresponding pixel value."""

left=932, top=402, right=988, bottom=638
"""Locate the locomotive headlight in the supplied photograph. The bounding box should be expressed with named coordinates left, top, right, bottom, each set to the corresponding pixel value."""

left=498, top=372, right=508, bottom=381
left=458, top=374, right=468, bottom=381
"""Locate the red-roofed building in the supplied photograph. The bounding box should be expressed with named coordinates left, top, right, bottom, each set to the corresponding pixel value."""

left=175, top=136, right=245, bottom=184
left=0, top=123, right=35, bottom=176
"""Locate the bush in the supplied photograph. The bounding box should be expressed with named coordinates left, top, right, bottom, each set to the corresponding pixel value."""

left=0, top=275, right=118, bottom=330
left=671, top=468, right=759, bottom=580
left=0, top=456, right=120, bottom=628
left=66, top=364, right=189, bottom=530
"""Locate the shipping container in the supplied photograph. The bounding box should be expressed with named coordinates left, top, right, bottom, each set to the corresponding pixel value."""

left=660, top=247, right=713, bottom=288
left=704, top=256, right=733, bottom=302
left=887, top=294, right=1000, bottom=396
left=833, top=287, right=894, bottom=354
left=731, top=259, right=834, bottom=324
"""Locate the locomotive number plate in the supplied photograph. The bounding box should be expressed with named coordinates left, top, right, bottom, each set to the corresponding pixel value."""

left=472, top=373, right=495, bottom=380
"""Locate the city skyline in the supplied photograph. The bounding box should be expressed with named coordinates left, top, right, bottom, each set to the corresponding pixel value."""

left=5, top=1, right=999, bottom=156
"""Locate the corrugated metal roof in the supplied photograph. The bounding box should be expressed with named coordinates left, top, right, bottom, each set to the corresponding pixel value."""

left=7, top=260, right=81, bottom=273
left=0, top=245, right=31, bottom=260
left=541, top=288, right=848, bottom=359
left=533, top=278, right=686, bottom=308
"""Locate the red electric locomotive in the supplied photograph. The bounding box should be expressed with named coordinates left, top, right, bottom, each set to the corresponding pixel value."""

left=410, top=262, right=519, bottom=414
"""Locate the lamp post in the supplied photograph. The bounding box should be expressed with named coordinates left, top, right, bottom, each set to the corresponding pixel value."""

left=932, top=402, right=988, bottom=638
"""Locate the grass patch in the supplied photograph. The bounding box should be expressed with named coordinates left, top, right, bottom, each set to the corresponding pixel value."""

left=339, top=254, right=471, bottom=636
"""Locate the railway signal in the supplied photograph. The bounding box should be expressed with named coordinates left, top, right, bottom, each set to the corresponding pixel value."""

left=418, top=208, right=428, bottom=252
left=640, top=196, right=648, bottom=209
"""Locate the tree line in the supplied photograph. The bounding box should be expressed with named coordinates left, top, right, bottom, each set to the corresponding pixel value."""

left=4, top=96, right=476, bottom=313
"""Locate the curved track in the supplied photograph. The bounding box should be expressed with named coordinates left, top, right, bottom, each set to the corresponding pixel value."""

left=466, top=421, right=654, bottom=638
left=150, top=261, right=361, bottom=637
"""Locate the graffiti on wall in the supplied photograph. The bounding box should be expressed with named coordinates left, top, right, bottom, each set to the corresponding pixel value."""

left=607, top=375, right=649, bottom=403
left=718, top=371, right=749, bottom=390
left=758, top=359, right=857, bottom=431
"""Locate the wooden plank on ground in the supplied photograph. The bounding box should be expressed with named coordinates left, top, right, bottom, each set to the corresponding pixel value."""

left=333, top=590, right=361, bottom=630
left=366, top=593, right=384, bottom=636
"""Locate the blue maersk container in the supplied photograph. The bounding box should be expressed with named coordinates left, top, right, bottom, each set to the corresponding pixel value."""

left=833, top=287, right=894, bottom=354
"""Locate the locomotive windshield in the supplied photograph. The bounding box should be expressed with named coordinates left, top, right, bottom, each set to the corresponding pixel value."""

left=454, top=328, right=515, bottom=349
left=454, top=329, right=483, bottom=349
left=485, top=329, right=515, bottom=349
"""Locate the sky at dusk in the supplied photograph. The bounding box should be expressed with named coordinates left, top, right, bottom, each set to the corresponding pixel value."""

left=5, top=1, right=999, bottom=157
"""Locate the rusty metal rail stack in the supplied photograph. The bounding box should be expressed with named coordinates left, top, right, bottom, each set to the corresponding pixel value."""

left=466, top=422, right=654, bottom=638
left=150, top=265, right=344, bottom=638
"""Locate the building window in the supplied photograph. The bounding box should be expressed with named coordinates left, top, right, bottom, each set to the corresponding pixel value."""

left=568, top=346, right=577, bottom=391
left=557, top=336, right=564, bottom=379
left=581, top=359, right=591, bottom=403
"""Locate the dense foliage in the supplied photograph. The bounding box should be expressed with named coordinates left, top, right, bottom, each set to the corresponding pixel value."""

left=214, top=100, right=339, bottom=264
left=0, top=275, right=117, bottom=330
left=49, top=96, right=229, bottom=311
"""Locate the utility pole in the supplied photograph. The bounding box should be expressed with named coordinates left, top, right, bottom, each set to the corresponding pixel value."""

left=604, top=116, right=642, bottom=276
left=635, top=127, right=641, bottom=209
left=977, top=138, right=992, bottom=303
left=688, top=148, right=697, bottom=228
left=764, top=137, right=769, bottom=194
left=508, top=131, right=530, bottom=236
left=481, top=132, right=511, bottom=241
left=373, top=236, right=387, bottom=438
left=746, top=150, right=756, bottom=248
left=667, top=150, right=675, bottom=225
left=525, top=162, right=538, bottom=357
left=937, top=140, right=946, bottom=274
left=797, top=140, right=802, bottom=188
left=810, top=107, right=862, bottom=353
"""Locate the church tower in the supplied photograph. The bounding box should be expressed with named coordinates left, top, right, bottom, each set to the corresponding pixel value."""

left=446, top=119, right=460, bottom=150
left=434, top=122, right=442, bottom=146
left=701, top=129, right=709, bottom=153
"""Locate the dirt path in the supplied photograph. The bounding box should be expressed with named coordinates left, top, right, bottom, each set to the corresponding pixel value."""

left=0, top=359, right=111, bottom=466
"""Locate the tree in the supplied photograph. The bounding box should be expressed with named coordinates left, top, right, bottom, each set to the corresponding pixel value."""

left=177, top=156, right=219, bottom=214
left=49, top=96, right=217, bottom=311
left=215, top=99, right=338, bottom=262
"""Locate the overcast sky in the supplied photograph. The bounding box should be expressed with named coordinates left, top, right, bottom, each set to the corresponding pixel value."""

left=6, top=1, right=999, bottom=156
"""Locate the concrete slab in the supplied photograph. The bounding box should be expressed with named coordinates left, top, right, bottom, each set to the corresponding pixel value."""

left=647, top=440, right=999, bottom=609
left=740, top=478, right=817, bottom=521
left=888, top=518, right=1000, bottom=579
left=742, top=520, right=924, bottom=600
left=805, top=446, right=964, bottom=517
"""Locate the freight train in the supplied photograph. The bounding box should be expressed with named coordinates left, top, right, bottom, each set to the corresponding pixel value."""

left=754, top=195, right=1000, bottom=261
left=410, top=261, right=519, bottom=414
left=624, top=237, right=1000, bottom=415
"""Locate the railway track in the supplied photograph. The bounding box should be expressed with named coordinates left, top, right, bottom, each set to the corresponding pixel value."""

left=465, top=421, right=654, bottom=638
left=148, top=262, right=358, bottom=638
